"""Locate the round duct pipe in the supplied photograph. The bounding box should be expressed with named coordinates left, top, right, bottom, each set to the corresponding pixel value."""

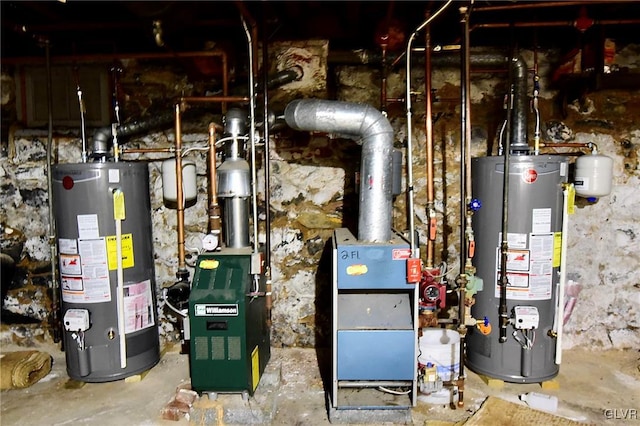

left=284, top=99, right=394, bottom=243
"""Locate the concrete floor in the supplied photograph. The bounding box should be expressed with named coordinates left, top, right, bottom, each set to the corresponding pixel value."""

left=1, top=340, right=638, bottom=425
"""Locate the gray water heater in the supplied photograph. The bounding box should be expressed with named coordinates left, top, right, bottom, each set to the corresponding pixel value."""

left=52, top=162, right=160, bottom=382
left=466, top=155, right=568, bottom=383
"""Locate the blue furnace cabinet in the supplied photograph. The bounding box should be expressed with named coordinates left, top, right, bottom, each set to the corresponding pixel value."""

left=332, top=228, right=418, bottom=409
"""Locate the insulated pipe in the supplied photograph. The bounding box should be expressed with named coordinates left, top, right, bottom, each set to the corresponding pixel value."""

left=284, top=99, right=394, bottom=243
left=264, top=67, right=303, bottom=91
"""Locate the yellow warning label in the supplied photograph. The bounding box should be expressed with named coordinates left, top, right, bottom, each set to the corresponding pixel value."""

left=106, top=233, right=134, bottom=270
left=346, top=264, right=368, bottom=276
left=553, top=232, right=562, bottom=268
left=113, top=190, right=126, bottom=220
left=567, top=184, right=576, bottom=215
left=199, top=259, right=219, bottom=269
left=251, top=346, right=260, bottom=391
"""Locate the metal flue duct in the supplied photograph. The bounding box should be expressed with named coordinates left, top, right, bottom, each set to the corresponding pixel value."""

left=284, top=99, right=394, bottom=243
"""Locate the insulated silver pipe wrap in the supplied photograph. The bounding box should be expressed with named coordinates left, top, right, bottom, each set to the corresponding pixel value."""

left=284, top=99, right=394, bottom=242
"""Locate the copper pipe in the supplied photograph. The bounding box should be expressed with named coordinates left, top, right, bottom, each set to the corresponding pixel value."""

left=473, top=21, right=575, bottom=30
left=599, top=19, right=640, bottom=25
left=472, top=18, right=640, bottom=31
left=424, top=14, right=435, bottom=269
left=119, top=147, right=175, bottom=154
left=207, top=123, right=223, bottom=237
left=18, top=19, right=239, bottom=33
left=540, top=142, right=592, bottom=148
left=174, top=104, right=187, bottom=276
left=2, top=50, right=229, bottom=65
left=180, top=96, right=250, bottom=104
left=222, top=53, right=229, bottom=113
left=391, top=45, right=462, bottom=68
left=473, top=1, right=632, bottom=12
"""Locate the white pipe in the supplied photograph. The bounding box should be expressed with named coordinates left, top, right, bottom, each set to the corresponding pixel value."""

left=405, top=0, right=453, bottom=256
left=555, top=184, right=571, bottom=364
left=77, top=87, right=88, bottom=163
left=242, top=17, right=260, bottom=256
left=113, top=189, right=127, bottom=369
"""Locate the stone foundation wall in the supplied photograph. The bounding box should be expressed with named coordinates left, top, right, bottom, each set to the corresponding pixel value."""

left=1, top=42, right=638, bottom=349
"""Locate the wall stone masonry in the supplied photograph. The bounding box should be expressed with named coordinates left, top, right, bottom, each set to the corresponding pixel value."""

left=1, top=41, right=638, bottom=350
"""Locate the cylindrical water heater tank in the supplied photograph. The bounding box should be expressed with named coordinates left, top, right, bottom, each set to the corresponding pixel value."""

left=52, top=162, right=160, bottom=382
left=574, top=153, right=613, bottom=198
left=161, top=158, right=197, bottom=207
left=466, top=155, right=568, bottom=383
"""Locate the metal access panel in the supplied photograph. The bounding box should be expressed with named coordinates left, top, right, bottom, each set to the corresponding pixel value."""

left=189, top=251, right=270, bottom=395
left=337, top=293, right=414, bottom=380
left=332, top=228, right=418, bottom=409
left=334, top=228, right=414, bottom=290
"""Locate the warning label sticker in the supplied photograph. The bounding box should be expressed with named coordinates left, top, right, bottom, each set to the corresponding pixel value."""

left=392, top=248, right=411, bottom=260
left=106, top=233, right=134, bottom=270
left=60, top=254, right=82, bottom=275
left=124, top=279, right=155, bottom=333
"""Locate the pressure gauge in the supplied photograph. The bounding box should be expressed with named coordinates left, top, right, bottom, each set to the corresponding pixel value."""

left=421, top=282, right=446, bottom=310
left=424, top=284, right=440, bottom=302
left=202, top=234, right=219, bottom=251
